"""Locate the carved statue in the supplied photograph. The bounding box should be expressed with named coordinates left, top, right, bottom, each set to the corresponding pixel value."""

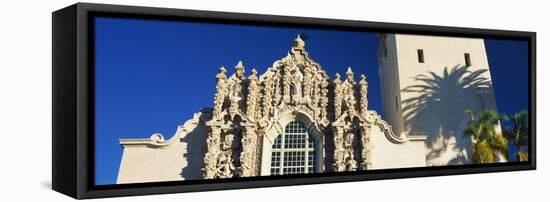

left=222, top=133, right=234, bottom=150
left=343, top=131, right=357, bottom=171
left=345, top=155, right=357, bottom=171
left=292, top=68, right=304, bottom=98
left=215, top=151, right=235, bottom=178
left=344, top=132, right=354, bottom=148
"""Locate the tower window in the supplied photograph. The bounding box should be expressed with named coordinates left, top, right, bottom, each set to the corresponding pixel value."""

left=464, top=53, right=471, bottom=66
left=417, top=49, right=424, bottom=63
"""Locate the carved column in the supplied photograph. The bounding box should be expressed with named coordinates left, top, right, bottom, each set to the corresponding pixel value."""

left=359, top=74, right=368, bottom=118
left=333, top=73, right=343, bottom=120
left=283, top=66, right=292, bottom=104
left=273, top=69, right=282, bottom=106
left=312, top=75, right=320, bottom=116
left=262, top=76, right=273, bottom=118
left=332, top=126, right=345, bottom=172
left=246, top=69, right=259, bottom=120
left=344, top=67, right=357, bottom=116
left=229, top=62, right=245, bottom=119
left=202, top=126, right=222, bottom=179
left=213, top=67, right=227, bottom=117
left=320, top=77, right=329, bottom=122
left=303, top=66, right=313, bottom=102
left=359, top=125, right=373, bottom=170
left=239, top=126, right=257, bottom=177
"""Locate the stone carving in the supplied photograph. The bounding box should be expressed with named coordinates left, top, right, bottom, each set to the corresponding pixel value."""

left=332, top=127, right=345, bottom=171
left=359, top=74, right=369, bottom=118
left=292, top=68, right=304, bottom=98
left=202, top=34, right=375, bottom=178
left=239, top=127, right=257, bottom=177
left=213, top=67, right=227, bottom=117
left=213, top=133, right=239, bottom=178
left=215, top=151, right=235, bottom=178
left=333, top=74, right=343, bottom=120
left=202, top=127, right=222, bottom=179
left=343, top=131, right=357, bottom=171
left=359, top=125, right=373, bottom=170
left=283, top=66, right=292, bottom=104
left=319, top=77, right=329, bottom=123
left=246, top=69, right=259, bottom=120
left=329, top=67, right=373, bottom=172
left=342, top=67, right=357, bottom=116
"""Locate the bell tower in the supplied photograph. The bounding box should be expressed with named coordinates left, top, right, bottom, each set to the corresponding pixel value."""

left=377, top=33, right=500, bottom=165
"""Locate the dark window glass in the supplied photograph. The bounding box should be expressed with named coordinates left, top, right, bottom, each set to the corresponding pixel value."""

left=417, top=49, right=424, bottom=63
left=465, top=53, right=471, bottom=66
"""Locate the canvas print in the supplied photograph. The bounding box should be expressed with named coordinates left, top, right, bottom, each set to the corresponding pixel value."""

left=93, top=16, right=529, bottom=185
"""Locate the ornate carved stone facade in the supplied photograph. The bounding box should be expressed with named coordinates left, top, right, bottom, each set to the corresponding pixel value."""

left=201, top=35, right=376, bottom=179
left=117, top=35, right=427, bottom=184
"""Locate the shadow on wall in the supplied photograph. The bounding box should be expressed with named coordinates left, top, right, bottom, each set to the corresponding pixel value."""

left=401, top=65, right=494, bottom=165
left=179, top=112, right=210, bottom=180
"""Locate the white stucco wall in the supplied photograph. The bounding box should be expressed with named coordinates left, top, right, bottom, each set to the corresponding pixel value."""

left=117, top=112, right=207, bottom=184
left=117, top=139, right=187, bottom=183
left=369, top=122, right=427, bottom=169
left=379, top=34, right=500, bottom=166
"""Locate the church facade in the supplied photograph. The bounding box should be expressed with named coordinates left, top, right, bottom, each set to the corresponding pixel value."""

left=116, top=35, right=464, bottom=184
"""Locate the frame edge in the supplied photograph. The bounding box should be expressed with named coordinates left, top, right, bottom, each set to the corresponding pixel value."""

left=52, top=3, right=78, bottom=199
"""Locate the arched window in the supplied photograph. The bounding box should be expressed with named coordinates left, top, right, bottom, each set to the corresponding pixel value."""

left=270, top=121, right=316, bottom=175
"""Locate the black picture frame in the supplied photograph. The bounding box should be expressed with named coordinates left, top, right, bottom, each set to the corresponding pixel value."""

left=52, top=2, right=536, bottom=199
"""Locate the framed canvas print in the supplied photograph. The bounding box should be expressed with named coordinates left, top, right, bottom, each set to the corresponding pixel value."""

left=52, top=3, right=536, bottom=199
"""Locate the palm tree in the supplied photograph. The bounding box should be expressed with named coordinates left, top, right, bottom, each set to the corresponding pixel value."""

left=462, top=109, right=508, bottom=164
left=502, top=111, right=529, bottom=162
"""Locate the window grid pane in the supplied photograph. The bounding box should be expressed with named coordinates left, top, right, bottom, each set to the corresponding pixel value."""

left=270, top=121, right=316, bottom=176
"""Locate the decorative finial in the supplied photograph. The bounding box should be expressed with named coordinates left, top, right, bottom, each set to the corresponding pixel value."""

left=293, top=34, right=305, bottom=49
left=216, top=66, right=227, bottom=79
left=248, top=68, right=258, bottom=80
left=346, top=67, right=354, bottom=80
left=235, top=60, right=245, bottom=73
left=334, top=73, right=342, bottom=83
left=360, top=74, right=368, bottom=85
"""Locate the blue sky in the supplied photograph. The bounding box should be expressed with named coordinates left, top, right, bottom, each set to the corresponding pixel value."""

left=94, top=17, right=528, bottom=185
